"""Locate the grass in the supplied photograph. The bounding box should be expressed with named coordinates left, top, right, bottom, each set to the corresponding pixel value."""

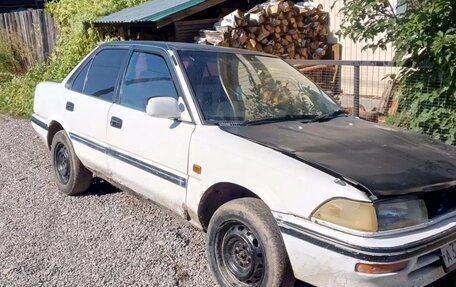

left=0, top=64, right=47, bottom=118
left=0, top=28, right=36, bottom=117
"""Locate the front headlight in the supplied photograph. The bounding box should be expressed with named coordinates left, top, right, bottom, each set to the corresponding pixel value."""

left=375, top=198, right=428, bottom=231
left=312, top=198, right=428, bottom=233
left=312, top=199, right=378, bottom=232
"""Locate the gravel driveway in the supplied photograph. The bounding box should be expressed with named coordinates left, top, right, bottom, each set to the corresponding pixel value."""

left=1, top=116, right=454, bottom=287
left=0, top=116, right=213, bottom=286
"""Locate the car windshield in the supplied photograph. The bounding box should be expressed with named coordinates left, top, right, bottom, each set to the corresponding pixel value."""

left=178, top=50, right=340, bottom=124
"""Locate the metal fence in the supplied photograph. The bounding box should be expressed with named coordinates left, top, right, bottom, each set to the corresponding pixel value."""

left=286, top=59, right=455, bottom=145
left=287, top=60, right=398, bottom=117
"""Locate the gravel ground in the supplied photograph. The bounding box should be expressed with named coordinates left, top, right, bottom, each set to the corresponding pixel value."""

left=0, top=116, right=214, bottom=286
left=0, top=116, right=454, bottom=287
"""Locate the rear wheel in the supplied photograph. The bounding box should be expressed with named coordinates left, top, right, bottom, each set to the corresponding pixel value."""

left=50, top=130, right=92, bottom=195
left=207, top=198, right=295, bottom=287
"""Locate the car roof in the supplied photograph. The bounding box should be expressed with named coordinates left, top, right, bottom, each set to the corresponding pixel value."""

left=101, top=41, right=278, bottom=57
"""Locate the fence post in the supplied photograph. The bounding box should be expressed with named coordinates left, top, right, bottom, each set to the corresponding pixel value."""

left=353, top=64, right=360, bottom=117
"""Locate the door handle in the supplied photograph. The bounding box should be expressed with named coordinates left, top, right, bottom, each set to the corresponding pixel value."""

left=66, top=101, right=74, bottom=112
left=110, top=116, right=123, bottom=129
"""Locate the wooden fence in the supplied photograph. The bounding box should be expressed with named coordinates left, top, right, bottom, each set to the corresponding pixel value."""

left=0, top=9, right=57, bottom=63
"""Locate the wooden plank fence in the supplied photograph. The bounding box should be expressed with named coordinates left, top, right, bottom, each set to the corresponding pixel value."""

left=0, top=9, right=57, bottom=63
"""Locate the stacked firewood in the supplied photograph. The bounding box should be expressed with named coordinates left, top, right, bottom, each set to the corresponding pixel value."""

left=195, top=0, right=331, bottom=60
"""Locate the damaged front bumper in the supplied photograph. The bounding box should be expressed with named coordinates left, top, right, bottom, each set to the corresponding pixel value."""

left=275, top=212, right=456, bottom=287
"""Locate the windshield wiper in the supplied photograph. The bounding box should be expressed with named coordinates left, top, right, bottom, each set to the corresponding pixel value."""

left=243, top=114, right=317, bottom=126
left=306, top=109, right=346, bottom=123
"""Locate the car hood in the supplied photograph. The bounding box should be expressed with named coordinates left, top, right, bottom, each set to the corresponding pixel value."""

left=220, top=117, right=456, bottom=198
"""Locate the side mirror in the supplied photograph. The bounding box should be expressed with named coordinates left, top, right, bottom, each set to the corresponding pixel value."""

left=146, top=97, right=181, bottom=119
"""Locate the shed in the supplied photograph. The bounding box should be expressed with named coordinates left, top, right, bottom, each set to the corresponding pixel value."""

left=92, top=0, right=266, bottom=42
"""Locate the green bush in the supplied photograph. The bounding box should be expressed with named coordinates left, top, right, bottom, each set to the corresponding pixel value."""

left=0, top=29, right=36, bottom=117
left=388, top=1, right=456, bottom=145
left=388, top=69, right=456, bottom=145
left=0, top=0, right=147, bottom=117
left=0, top=65, right=47, bottom=117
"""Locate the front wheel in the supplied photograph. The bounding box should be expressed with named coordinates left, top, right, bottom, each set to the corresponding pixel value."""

left=207, top=198, right=295, bottom=287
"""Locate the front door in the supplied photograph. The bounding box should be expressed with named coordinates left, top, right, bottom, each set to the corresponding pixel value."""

left=106, top=50, right=195, bottom=215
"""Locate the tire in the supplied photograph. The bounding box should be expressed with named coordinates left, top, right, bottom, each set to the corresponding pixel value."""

left=207, top=198, right=295, bottom=287
left=50, top=130, right=92, bottom=195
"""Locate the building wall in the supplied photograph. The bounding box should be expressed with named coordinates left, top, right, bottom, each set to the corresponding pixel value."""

left=317, top=0, right=395, bottom=62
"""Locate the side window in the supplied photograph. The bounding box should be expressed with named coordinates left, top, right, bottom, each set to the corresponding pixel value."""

left=83, top=49, right=128, bottom=101
left=71, top=60, right=90, bottom=93
left=120, top=52, right=178, bottom=111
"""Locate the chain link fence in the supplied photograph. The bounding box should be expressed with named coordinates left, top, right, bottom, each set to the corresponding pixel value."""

left=287, top=60, right=455, bottom=145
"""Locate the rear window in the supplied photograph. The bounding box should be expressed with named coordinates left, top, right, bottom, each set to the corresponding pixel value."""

left=83, top=49, right=129, bottom=101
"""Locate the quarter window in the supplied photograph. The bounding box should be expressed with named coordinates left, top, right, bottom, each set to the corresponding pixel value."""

left=71, top=61, right=90, bottom=93
left=120, top=52, right=178, bottom=111
left=83, top=49, right=128, bottom=101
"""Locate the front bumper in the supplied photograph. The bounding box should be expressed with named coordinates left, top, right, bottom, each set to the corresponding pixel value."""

left=276, top=214, right=456, bottom=287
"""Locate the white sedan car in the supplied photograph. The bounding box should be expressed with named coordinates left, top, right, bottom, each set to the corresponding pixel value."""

left=31, top=41, right=455, bottom=287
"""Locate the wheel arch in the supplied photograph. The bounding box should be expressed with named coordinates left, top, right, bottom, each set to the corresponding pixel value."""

left=197, top=182, right=262, bottom=231
left=47, top=120, right=64, bottom=150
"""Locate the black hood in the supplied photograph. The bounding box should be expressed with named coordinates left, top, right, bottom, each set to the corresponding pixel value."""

left=220, top=117, right=456, bottom=198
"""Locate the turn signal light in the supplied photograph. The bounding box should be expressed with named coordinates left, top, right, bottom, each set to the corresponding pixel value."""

left=355, top=261, right=408, bottom=274
left=193, top=164, right=202, bottom=174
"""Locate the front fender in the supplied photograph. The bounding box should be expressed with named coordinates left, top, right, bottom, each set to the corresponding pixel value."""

left=186, top=126, right=371, bottom=228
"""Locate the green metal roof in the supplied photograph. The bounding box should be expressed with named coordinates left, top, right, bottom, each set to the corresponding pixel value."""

left=93, top=0, right=225, bottom=27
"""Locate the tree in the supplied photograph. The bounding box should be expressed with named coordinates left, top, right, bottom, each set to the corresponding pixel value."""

left=335, top=0, right=456, bottom=144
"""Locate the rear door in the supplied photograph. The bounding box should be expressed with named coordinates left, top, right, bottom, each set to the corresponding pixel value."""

left=65, top=48, right=129, bottom=174
left=106, top=49, right=195, bottom=214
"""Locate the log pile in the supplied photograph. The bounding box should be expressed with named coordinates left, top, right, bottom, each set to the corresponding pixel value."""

left=195, top=0, right=331, bottom=60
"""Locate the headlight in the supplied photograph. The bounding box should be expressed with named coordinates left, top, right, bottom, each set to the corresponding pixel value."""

left=312, top=199, right=378, bottom=232
left=375, top=198, right=428, bottom=231
left=312, top=198, right=428, bottom=233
